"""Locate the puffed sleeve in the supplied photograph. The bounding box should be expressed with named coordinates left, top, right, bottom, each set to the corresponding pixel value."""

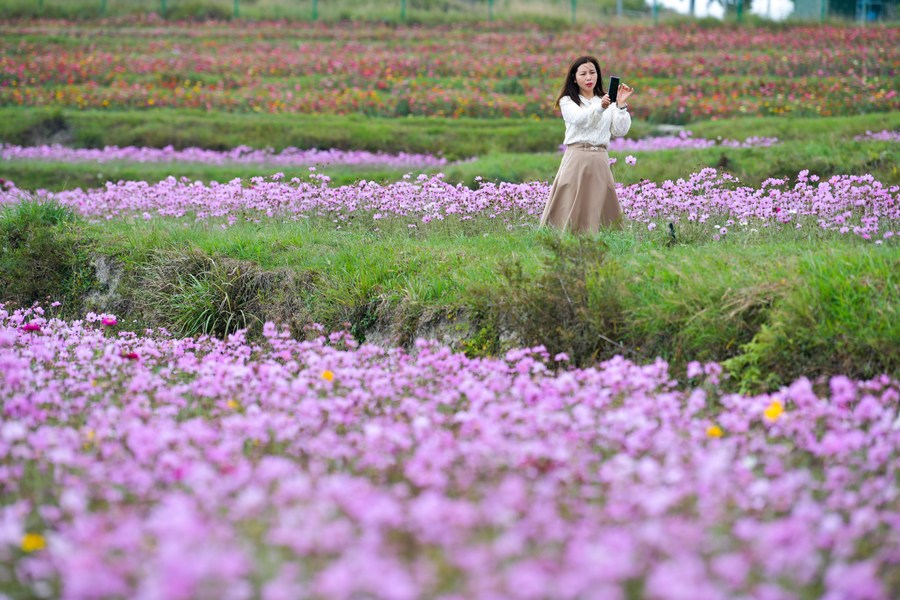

left=609, top=106, right=632, bottom=138
left=559, top=96, right=603, bottom=128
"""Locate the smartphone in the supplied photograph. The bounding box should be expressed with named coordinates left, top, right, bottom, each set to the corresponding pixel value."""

left=608, top=76, right=620, bottom=103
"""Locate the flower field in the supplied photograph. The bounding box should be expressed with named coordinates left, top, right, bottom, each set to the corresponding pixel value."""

left=607, top=132, right=780, bottom=152
left=2, top=167, right=898, bottom=242
left=0, top=144, right=452, bottom=169
left=2, top=13, right=900, bottom=600
left=3, top=304, right=900, bottom=599
left=1, top=20, right=898, bottom=122
left=0, top=131, right=778, bottom=169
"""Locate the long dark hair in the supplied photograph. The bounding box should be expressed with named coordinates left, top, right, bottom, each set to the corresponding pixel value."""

left=555, top=55, right=604, bottom=108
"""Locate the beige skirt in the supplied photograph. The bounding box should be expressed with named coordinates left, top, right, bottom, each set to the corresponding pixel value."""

left=539, top=143, right=622, bottom=234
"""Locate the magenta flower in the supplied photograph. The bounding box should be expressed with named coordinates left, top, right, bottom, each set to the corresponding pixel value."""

left=0, top=303, right=898, bottom=598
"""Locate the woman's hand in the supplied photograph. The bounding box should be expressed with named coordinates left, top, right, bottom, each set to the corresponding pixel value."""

left=617, top=83, right=634, bottom=106
left=600, top=94, right=611, bottom=108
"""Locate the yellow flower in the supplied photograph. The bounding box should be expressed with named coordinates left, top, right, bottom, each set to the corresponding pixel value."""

left=21, top=533, right=46, bottom=553
left=706, top=425, right=724, bottom=438
left=226, top=399, right=240, bottom=410
left=764, top=400, right=784, bottom=422
left=321, top=370, right=334, bottom=382
left=86, top=429, right=95, bottom=442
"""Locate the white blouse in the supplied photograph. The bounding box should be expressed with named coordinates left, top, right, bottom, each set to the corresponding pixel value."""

left=559, top=95, right=631, bottom=147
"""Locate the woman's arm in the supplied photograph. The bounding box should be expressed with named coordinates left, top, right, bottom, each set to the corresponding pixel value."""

left=609, top=105, right=632, bottom=138
left=609, top=83, right=635, bottom=138
left=559, top=96, right=602, bottom=128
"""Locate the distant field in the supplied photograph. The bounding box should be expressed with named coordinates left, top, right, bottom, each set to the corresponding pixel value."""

left=2, top=0, right=658, bottom=22
left=1, top=20, right=897, bottom=122
left=2, top=15, right=900, bottom=600
left=2, top=108, right=897, bottom=190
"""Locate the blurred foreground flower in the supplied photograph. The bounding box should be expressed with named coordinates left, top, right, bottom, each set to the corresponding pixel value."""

left=764, top=400, right=785, bottom=422
left=21, top=533, right=46, bottom=553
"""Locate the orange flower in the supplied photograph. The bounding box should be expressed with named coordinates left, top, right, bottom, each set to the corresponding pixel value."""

left=706, top=425, right=724, bottom=438
left=21, top=533, right=46, bottom=553
left=764, top=400, right=784, bottom=422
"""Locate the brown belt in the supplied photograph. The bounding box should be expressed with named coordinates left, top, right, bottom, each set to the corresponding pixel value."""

left=567, top=142, right=608, bottom=151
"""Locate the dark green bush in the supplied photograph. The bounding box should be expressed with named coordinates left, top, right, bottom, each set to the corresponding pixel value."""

left=485, top=232, right=629, bottom=366
left=0, top=201, right=96, bottom=310
left=137, top=250, right=315, bottom=339
left=724, top=250, right=900, bottom=392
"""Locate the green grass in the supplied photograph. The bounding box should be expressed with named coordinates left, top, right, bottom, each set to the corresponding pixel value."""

left=2, top=109, right=898, bottom=191
left=100, top=220, right=900, bottom=391
left=0, top=107, right=568, bottom=160
left=443, top=138, right=900, bottom=187
left=0, top=0, right=874, bottom=26
left=4, top=137, right=898, bottom=192
left=3, top=206, right=896, bottom=392
left=0, top=0, right=656, bottom=24
left=5, top=107, right=896, bottom=159
left=0, top=160, right=413, bottom=191
left=0, top=201, right=97, bottom=309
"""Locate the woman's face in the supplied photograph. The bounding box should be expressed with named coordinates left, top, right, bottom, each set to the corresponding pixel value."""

left=574, top=62, right=598, bottom=97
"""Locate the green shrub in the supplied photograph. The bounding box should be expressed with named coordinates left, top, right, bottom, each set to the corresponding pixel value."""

left=724, top=248, right=900, bottom=392
left=139, top=251, right=265, bottom=338
left=0, top=200, right=96, bottom=310
left=136, top=249, right=316, bottom=339
left=486, top=232, right=629, bottom=366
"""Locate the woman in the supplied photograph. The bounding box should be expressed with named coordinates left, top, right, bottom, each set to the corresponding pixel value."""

left=540, top=56, right=634, bottom=234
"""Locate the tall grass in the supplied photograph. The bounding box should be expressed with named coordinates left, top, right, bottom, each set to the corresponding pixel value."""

left=102, top=219, right=900, bottom=390
left=0, top=200, right=97, bottom=309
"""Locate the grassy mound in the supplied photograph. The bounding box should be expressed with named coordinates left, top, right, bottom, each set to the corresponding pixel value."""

left=3, top=206, right=897, bottom=393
